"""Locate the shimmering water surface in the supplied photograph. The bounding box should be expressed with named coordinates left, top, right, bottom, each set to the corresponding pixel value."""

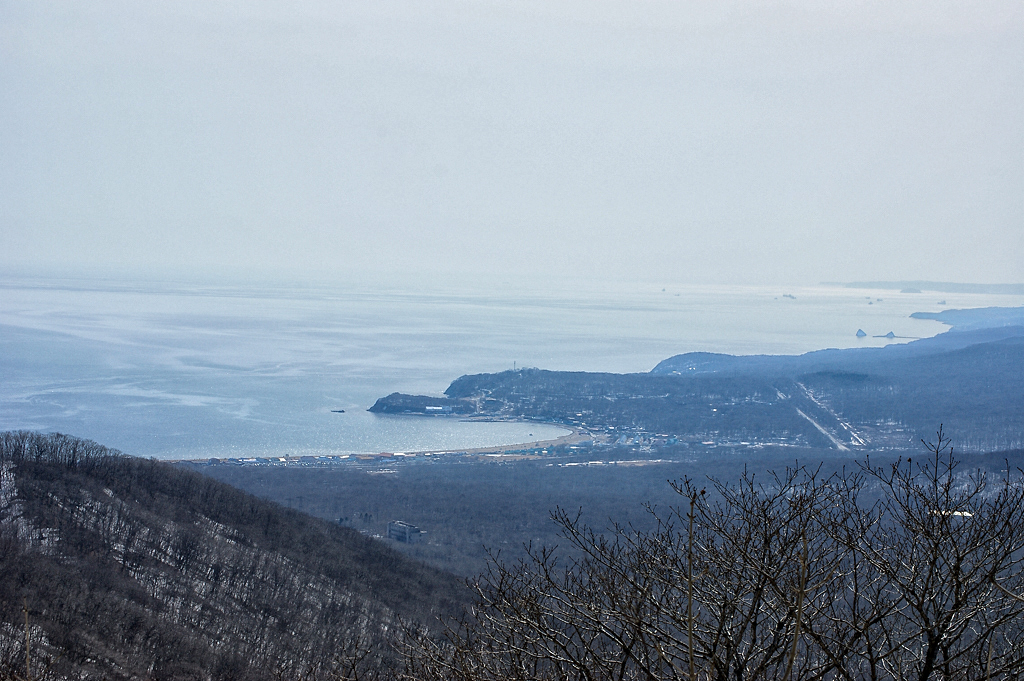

left=2, top=277, right=1021, bottom=459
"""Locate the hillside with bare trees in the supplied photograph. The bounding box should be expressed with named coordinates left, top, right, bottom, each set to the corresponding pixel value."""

left=0, top=431, right=467, bottom=680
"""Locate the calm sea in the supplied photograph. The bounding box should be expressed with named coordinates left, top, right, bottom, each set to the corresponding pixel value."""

left=2, top=277, right=1020, bottom=459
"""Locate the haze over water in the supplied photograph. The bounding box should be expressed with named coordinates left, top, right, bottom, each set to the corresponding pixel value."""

left=3, top=4, right=1020, bottom=461
left=3, top=276, right=1021, bottom=460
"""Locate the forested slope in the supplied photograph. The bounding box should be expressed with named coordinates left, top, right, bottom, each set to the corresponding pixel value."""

left=0, top=431, right=468, bottom=680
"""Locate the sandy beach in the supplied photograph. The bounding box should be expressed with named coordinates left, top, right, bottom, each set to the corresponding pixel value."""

left=177, top=423, right=600, bottom=465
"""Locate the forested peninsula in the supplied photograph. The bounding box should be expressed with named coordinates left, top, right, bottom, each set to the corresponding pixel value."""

left=370, top=308, right=1024, bottom=453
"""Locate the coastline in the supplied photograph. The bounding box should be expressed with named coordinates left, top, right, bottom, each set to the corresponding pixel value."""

left=12, top=277, right=1023, bottom=464
left=171, top=422, right=598, bottom=465
left=434, top=423, right=600, bottom=460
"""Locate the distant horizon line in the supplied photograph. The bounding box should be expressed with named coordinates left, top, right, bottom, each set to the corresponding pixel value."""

left=2, top=268, right=1023, bottom=297
left=828, top=281, right=1024, bottom=295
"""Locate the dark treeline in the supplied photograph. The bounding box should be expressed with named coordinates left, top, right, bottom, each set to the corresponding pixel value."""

left=201, top=453, right=734, bottom=578
left=200, top=447, right=1024, bottom=581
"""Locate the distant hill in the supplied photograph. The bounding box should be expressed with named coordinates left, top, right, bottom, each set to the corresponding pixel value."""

left=0, top=431, right=468, bottom=680
left=373, top=319, right=1024, bottom=453
left=650, top=322, right=1024, bottom=375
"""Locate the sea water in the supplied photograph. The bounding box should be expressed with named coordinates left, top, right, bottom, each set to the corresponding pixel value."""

left=2, top=277, right=1021, bottom=459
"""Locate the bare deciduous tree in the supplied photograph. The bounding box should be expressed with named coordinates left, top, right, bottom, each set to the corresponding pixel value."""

left=405, top=428, right=1024, bottom=681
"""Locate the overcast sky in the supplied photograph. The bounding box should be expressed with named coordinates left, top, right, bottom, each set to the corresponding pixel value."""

left=2, top=0, right=1022, bottom=287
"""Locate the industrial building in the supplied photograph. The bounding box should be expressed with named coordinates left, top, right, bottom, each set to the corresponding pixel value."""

left=387, top=520, right=424, bottom=543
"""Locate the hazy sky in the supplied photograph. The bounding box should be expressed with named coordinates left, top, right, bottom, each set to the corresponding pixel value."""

left=2, top=1, right=1022, bottom=287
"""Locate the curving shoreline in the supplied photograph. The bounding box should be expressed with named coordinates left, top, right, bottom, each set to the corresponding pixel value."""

left=171, top=422, right=599, bottom=465
left=423, top=423, right=600, bottom=459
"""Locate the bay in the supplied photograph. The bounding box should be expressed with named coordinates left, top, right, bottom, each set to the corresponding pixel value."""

left=2, top=277, right=1020, bottom=459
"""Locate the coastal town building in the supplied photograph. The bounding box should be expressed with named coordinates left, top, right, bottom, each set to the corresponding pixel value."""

left=387, top=520, right=424, bottom=543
